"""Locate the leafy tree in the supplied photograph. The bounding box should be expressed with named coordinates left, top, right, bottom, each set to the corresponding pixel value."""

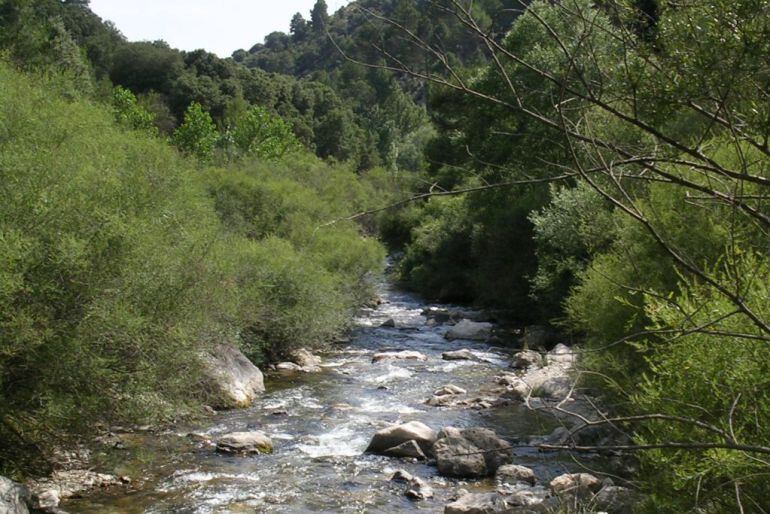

left=111, top=86, right=156, bottom=132
left=172, top=102, right=218, bottom=161
left=310, top=0, right=329, bottom=34
left=231, top=106, right=300, bottom=160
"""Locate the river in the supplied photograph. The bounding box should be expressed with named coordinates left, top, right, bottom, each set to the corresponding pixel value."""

left=64, top=281, right=604, bottom=513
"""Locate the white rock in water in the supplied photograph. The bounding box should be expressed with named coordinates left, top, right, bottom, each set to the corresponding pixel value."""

left=442, top=349, right=479, bottom=361
left=549, top=473, right=603, bottom=496
left=445, top=320, right=493, bottom=341
left=216, top=431, right=274, bottom=455
left=371, top=351, right=427, bottom=363
left=495, top=464, right=537, bottom=488
left=288, top=348, right=323, bottom=367
left=434, top=384, right=467, bottom=396
left=201, top=345, right=265, bottom=409
left=0, top=476, right=29, bottom=514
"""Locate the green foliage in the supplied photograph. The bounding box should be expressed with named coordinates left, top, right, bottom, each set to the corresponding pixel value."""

left=0, top=63, right=384, bottom=474
left=172, top=102, right=218, bottom=161
left=111, top=85, right=156, bottom=132
left=231, top=105, right=300, bottom=160
left=631, top=255, right=770, bottom=512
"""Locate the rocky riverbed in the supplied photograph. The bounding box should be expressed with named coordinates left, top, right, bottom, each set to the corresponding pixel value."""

left=10, top=282, right=635, bottom=513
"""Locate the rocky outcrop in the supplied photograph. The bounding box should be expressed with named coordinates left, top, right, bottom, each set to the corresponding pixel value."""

left=371, top=351, right=427, bottom=363
left=28, top=470, right=126, bottom=512
left=216, top=431, right=273, bottom=455
left=201, top=345, right=265, bottom=409
left=445, top=320, right=493, bottom=341
left=0, top=476, right=29, bottom=514
left=365, top=421, right=437, bottom=457
left=433, top=427, right=512, bottom=478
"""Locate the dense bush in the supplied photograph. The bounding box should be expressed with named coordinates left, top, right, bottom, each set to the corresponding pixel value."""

left=0, top=63, right=384, bottom=474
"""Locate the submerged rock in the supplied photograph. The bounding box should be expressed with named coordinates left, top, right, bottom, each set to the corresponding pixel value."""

left=433, top=427, right=512, bottom=478
left=201, top=344, right=265, bottom=409
left=445, top=320, right=493, bottom=341
left=380, top=318, right=397, bottom=328
left=371, top=351, right=427, bottom=363
left=0, top=476, right=29, bottom=514
left=216, top=431, right=274, bottom=455
left=434, top=384, right=467, bottom=396
left=365, top=421, right=437, bottom=457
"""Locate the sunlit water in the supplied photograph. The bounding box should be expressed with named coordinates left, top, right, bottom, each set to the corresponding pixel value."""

left=65, top=283, right=603, bottom=513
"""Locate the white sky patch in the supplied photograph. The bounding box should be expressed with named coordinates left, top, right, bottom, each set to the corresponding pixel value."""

left=90, top=1, right=351, bottom=57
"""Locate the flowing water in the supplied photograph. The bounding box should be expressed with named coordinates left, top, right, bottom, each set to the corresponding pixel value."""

left=65, top=283, right=602, bottom=513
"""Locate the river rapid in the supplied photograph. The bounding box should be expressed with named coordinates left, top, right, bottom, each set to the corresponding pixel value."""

left=65, top=282, right=605, bottom=513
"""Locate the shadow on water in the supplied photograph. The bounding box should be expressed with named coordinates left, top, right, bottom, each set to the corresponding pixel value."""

left=64, top=282, right=610, bottom=513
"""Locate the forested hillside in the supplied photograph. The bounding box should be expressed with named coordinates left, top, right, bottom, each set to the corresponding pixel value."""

left=1, top=0, right=769, bottom=511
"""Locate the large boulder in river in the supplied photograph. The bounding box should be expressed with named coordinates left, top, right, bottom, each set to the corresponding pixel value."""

left=433, top=427, right=512, bottom=478
left=0, top=476, right=29, bottom=514
left=366, top=421, right=437, bottom=457
left=445, top=320, right=493, bottom=341
left=216, top=431, right=273, bottom=455
left=371, top=351, right=427, bottom=363
left=201, top=345, right=265, bottom=409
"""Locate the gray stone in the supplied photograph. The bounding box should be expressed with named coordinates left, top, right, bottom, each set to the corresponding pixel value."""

left=216, top=431, right=273, bottom=455
left=201, top=345, right=265, bottom=409
left=383, top=440, right=427, bottom=460
left=380, top=318, right=397, bottom=328
left=276, top=362, right=303, bottom=372
left=593, top=485, right=634, bottom=511
left=287, top=348, right=322, bottom=367
left=28, top=470, right=123, bottom=510
left=445, top=320, right=493, bottom=341
left=442, top=349, right=478, bottom=361
left=433, top=427, right=512, bottom=478
left=444, top=492, right=509, bottom=514
left=0, top=476, right=29, bottom=514
left=365, top=421, right=437, bottom=456
left=405, top=477, right=434, bottom=501
left=495, top=464, right=537, bottom=488
left=549, top=473, right=603, bottom=497
left=504, top=483, right=550, bottom=507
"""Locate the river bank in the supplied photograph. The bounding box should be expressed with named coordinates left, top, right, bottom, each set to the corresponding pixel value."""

left=9, top=280, right=635, bottom=513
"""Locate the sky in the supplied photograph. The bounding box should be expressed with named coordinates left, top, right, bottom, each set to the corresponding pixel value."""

left=89, top=1, right=352, bottom=58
